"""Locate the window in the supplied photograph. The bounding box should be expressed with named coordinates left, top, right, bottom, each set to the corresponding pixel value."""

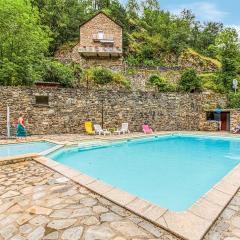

left=35, top=96, right=49, bottom=106
left=98, top=31, right=104, bottom=39
left=206, top=111, right=220, bottom=121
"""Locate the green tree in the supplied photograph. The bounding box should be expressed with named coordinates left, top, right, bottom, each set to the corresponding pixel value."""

left=216, top=28, right=240, bottom=89
left=126, top=0, right=139, bottom=18
left=149, top=74, right=175, bottom=92
left=31, top=0, right=92, bottom=54
left=0, top=0, right=50, bottom=85
left=42, top=60, right=75, bottom=87
left=179, top=69, right=202, bottom=92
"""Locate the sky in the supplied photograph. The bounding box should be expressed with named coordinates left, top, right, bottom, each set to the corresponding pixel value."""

left=159, top=0, right=240, bottom=33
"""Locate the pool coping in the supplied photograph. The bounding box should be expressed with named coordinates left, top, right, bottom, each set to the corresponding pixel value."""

left=33, top=135, right=240, bottom=240
left=1, top=133, right=240, bottom=240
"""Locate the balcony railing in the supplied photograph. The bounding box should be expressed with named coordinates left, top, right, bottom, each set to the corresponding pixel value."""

left=92, top=34, right=114, bottom=43
left=78, top=46, right=122, bottom=57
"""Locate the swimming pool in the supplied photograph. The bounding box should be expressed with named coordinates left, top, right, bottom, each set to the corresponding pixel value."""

left=0, top=141, right=56, bottom=157
left=49, top=134, right=240, bottom=211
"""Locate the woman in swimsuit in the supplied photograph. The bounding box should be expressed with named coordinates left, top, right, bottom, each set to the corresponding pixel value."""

left=16, top=113, right=27, bottom=138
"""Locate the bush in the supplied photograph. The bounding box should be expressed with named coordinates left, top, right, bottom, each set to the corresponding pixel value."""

left=200, top=73, right=225, bottom=93
left=228, top=92, right=240, bottom=108
left=179, top=69, right=202, bottom=92
left=149, top=74, right=175, bottom=92
left=82, top=67, right=130, bottom=88
left=42, top=60, right=75, bottom=87
left=92, top=67, right=113, bottom=85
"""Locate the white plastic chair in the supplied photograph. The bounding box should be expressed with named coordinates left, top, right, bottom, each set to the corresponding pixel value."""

left=114, top=123, right=130, bottom=135
left=93, top=124, right=111, bottom=135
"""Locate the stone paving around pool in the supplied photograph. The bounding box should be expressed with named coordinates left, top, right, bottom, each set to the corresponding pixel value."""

left=1, top=161, right=240, bottom=240
left=0, top=161, right=179, bottom=240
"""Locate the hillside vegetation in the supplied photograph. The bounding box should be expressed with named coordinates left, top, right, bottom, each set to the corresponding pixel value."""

left=0, top=0, right=239, bottom=96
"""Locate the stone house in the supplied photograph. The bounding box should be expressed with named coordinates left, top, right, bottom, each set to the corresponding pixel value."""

left=71, top=12, right=123, bottom=68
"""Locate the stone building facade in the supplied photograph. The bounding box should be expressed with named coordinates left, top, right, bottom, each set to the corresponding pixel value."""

left=71, top=12, right=123, bottom=68
left=0, top=86, right=234, bottom=136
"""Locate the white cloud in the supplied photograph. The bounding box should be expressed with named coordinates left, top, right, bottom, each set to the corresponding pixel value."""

left=170, top=2, right=228, bottom=22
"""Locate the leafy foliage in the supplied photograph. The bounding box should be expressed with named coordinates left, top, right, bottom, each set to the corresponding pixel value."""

left=179, top=69, right=202, bottom=92
left=215, top=28, right=240, bottom=90
left=0, top=0, right=50, bottom=85
left=42, top=60, right=76, bottom=87
left=149, top=74, right=175, bottom=92
left=228, top=92, right=240, bottom=109
left=92, top=67, right=113, bottom=85
left=82, top=67, right=130, bottom=87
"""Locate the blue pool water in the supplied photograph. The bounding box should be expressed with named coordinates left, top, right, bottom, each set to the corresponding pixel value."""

left=49, top=135, right=240, bottom=211
left=0, top=141, right=56, bottom=157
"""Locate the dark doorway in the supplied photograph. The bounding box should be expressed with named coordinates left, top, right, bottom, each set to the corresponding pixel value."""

left=221, top=112, right=230, bottom=131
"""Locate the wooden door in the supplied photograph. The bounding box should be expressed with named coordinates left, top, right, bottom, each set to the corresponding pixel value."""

left=221, top=112, right=227, bottom=131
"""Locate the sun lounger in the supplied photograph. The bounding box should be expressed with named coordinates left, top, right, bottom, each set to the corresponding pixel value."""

left=85, top=121, right=95, bottom=135
left=114, top=123, right=130, bottom=135
left=94, top=124, right=111, bottom=135
left=142, top=124, right=153, bottom=134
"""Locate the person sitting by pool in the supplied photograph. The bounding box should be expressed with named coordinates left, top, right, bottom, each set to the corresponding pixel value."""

left=16, top=113, right=27, bottom=138
left=233, top=123, right=240, bottom=134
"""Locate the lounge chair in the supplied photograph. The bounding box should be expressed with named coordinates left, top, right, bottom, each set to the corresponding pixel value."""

left=114, top=123, right=130, bottom=135
left=85, top=121, right=95, bottom=135
left=94, top=124, right=111, bottom=135
left=232, top=123, right=240, bottom=134
left=142, top=124, right=153, bottom=134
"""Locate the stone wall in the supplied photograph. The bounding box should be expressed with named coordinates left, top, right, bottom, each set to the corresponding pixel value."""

left=0, top=86, right=227, bottom=135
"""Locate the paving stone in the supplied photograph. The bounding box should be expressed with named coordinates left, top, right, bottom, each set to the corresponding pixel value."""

left=32, top=191, right=46, bottom=200
left=0, top=224, right=17, bottom=239
left=80, top=216, right=100, bottom=225
left=10, top=235, right=26, bottom=240
left=19, top=224, right=33, bottom=234
left=100, top=212, right=122, bottom=222
left=230, top=227, right=240, bottom=237
left=0, top=213, right=21, bottom=226
left=55, top=177, right=69, bottom=183
left=47, top=219, right=77, bottom=230
left=1, top=190, right=20, bottom=198
left=92, top=205, right=109, bottom=214
left=7, top=204, right=23, bottom=213
left=110, top=221, right=150, bottom=238
left=43, top=231, right=59, bottom=240
left=223, top=237, right=240, bottom=240
left=221, top=208, right=237, bottom=220
left=84, top=225, right=115, bottom=240
left=0, top=201, right=16, bottom=213
left=27, top=226, right=45, bottom=240
left=231, top=216, right=240, bottom=229
left=138, top=221, right=163, bottom=238
left=29, top=215, right=50, bottom=226
left=61, top=226, right=84, bottom=240
left=26, top=206, right=52, bottom=215
left=79, top=197, right=98, bottom=207
left=50, top=209, right=73, bottom=219
left=71, top=207, right=93, bottom=217
left=16, top=213, right=33, bottom=225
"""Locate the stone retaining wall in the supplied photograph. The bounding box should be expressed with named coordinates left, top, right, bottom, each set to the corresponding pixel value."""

left=0, top=86, right=228, bottom=135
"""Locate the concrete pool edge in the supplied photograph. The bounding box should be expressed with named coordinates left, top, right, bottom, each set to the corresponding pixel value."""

left=0, top=153, right=41, bottom=165
left=33, top=153, right=240, bottom=240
